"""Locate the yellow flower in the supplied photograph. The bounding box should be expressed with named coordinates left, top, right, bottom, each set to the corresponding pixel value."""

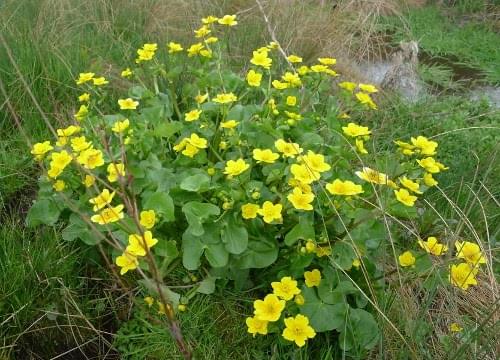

left=89, top=189, right=115, bottom=211
left=287, top=187, right=315, bottom=211
left=91, top=204, right=125, bottom=225
left=287, top=54, right=302, bottom=63
left=78, top=93, right=90, bottom=102
left=257, top=201, right=282, bottom=224
left=76, top=72, right=95, bottom=85
left=202, top=15, right=219, bottom=24
left=284, top=111, right=302, bottom=121
left=310, top=64, right=329, bottom=73
left=411, top=136, right=438, bottom=156
left=271, top=276, right=301, bottom=300
left=338, top=81, right=356, bottom=92
left=300, top=150, right=331, bottom=173
left=168, top=41, right=183, bottom=53
left=355, top=138, right=368, bottom=154
left=455, top=241, right=486, bottom=265
left=57, top=125, right=81, bottom=137
left=70, top=136, right=92, bottom=153
left=187, top=133, right=208, bottom=149
left=115, top=252, right=138, bottom=275
left=185, top=109, right=202, bottom=122
left=118, top=98, right=139, bottom=110
left=394, top=188, right=418, bottom=207
left=294, top=294, right=305, bottom=305
left=194, top=25, right=211, bottom=38
left=272, top=80, right=289, bottom=90
left=187, top=42, right=205, bottom=57
left=31, top=141, right=53, bottom=160
left=449, top=263, right=478, bottom=290
left=416, top=157, right=440, bottom=173
left=286, top=96, right=297, bottom=106
left=290, top=164, right=320, bottom=184
left=305, top=240, right=316, bottom=253
left=205, top=36, right=218, bottom=44
left=218, top=14, right=237, bottom=26
left=253, top=148, right=279, bottom=164
left=182, top=143, right=199, bottom=158
left=297, top=65, right=309, bottom=75
left=282, top=314, right=316, bottom=347
left=48, top=150, right=72, bottom=175
left=355, top=167, right=388, bottom=185
left=195, top=93, right=209, bottom=104
left=77, top=148, right=105, bottom=169
left=282, top=72, right=301, bottom=87
left=144, top=296, right=154, bottom=306
left=418, top=236, right=448, bottom=256
left=318, top=57, right=336, bottom=65
left=126, top=231, right=158, bottom=257
left=423, top=172, right=438, bottom=187
left=246, top=316, right=268, bottom=337
left=135, top=43, right=157, bottom=63
left=274, top=139, right=303, bottom=158
left=92, top=77, right=108, bottom=86
left=83, top=175, right=95, bottom=188
left=220, top=120, right=239, bottom=129
left=140, top=210, right=156, bottom=229
left=450, top=323, right=463, bottom=332
left=358, top=83, right=378, bottom=93
left=316, top=246, right=332, bottom=257
left=224, top=159, right=249, bottom=178
left=112, top=119, right=130, bottom=133
left=304, top=269, right=321, bottom=287
left=398, top=251, right=416, bottom=267
left=213, top=92, right=237, bottom=104
left=107, top=163, right=125, bottom=183
left=121, top=68, right=133, bottom=77
left=253, top=294, right=285, bottom=322
left=326, top=179, right=364, bottom=196
left=250, top=49, right=272, bottom=69
left=74, top=105, right=89, bottom=121
left=355, top=92, right=377, bottom=109
left=53, top=180, right=66, bottom=192
left=352, top=258, right=361, bottom=268
left=400, top=176, right=422, bottom=194
left=246, top=69, right=262, bottom=87
left=241, top=203, right=260, bottom=220
left=342, top=122, right=371, bottom=137
left=394, top=140, right=415, bottom=155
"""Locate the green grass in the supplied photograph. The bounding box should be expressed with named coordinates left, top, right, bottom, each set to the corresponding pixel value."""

left=387, top=5, right=500, bottom=84
left=1, top=0, right=499, bottom=359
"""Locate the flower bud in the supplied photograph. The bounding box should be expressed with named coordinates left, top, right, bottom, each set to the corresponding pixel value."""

left=294, top=294, right=305, bottom=305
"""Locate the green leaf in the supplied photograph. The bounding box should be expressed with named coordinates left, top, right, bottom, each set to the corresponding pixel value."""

left=339, top=308, right=379, bottom=351
left=154, top=239, right=178, bottom=259
left=61, top=214, right=88, bottom=241
left=197, top=276, right=217, bottom=294
left=143, top=192, right=175, bottom=222
left=221, top=216, right=248, bottom=254
left=204, top=242, right=229, bottom=268
left=180, top=173, right=210, bottom=192
left=236, top=237, right=278, bottom=269
left=300, top=287, right=348, bottom=332
left=154, top=121, right=183, bottom=138
left=182, top=201, right=220, bottom=236
left=284, top=215, right=315, bottom=246
left=26, top=198, right=61, bottom=226
left=182, top=231, right=205, bottom=270
left=331, top=241, right=356, bottom=270
left=318, top=279, right=358, bottom=304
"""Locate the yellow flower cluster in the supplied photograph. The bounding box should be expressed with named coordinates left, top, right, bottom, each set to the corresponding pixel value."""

left=246, top=275, right=316, bottom=347
left=173, top=133, right=208, bottom=158
left=115, top=210, right=158, bottom=275
left=339, top=81, right=378, bottom=109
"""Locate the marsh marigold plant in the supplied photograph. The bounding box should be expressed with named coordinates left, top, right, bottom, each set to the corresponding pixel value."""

left=27, top=13, right=486, bottom=357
